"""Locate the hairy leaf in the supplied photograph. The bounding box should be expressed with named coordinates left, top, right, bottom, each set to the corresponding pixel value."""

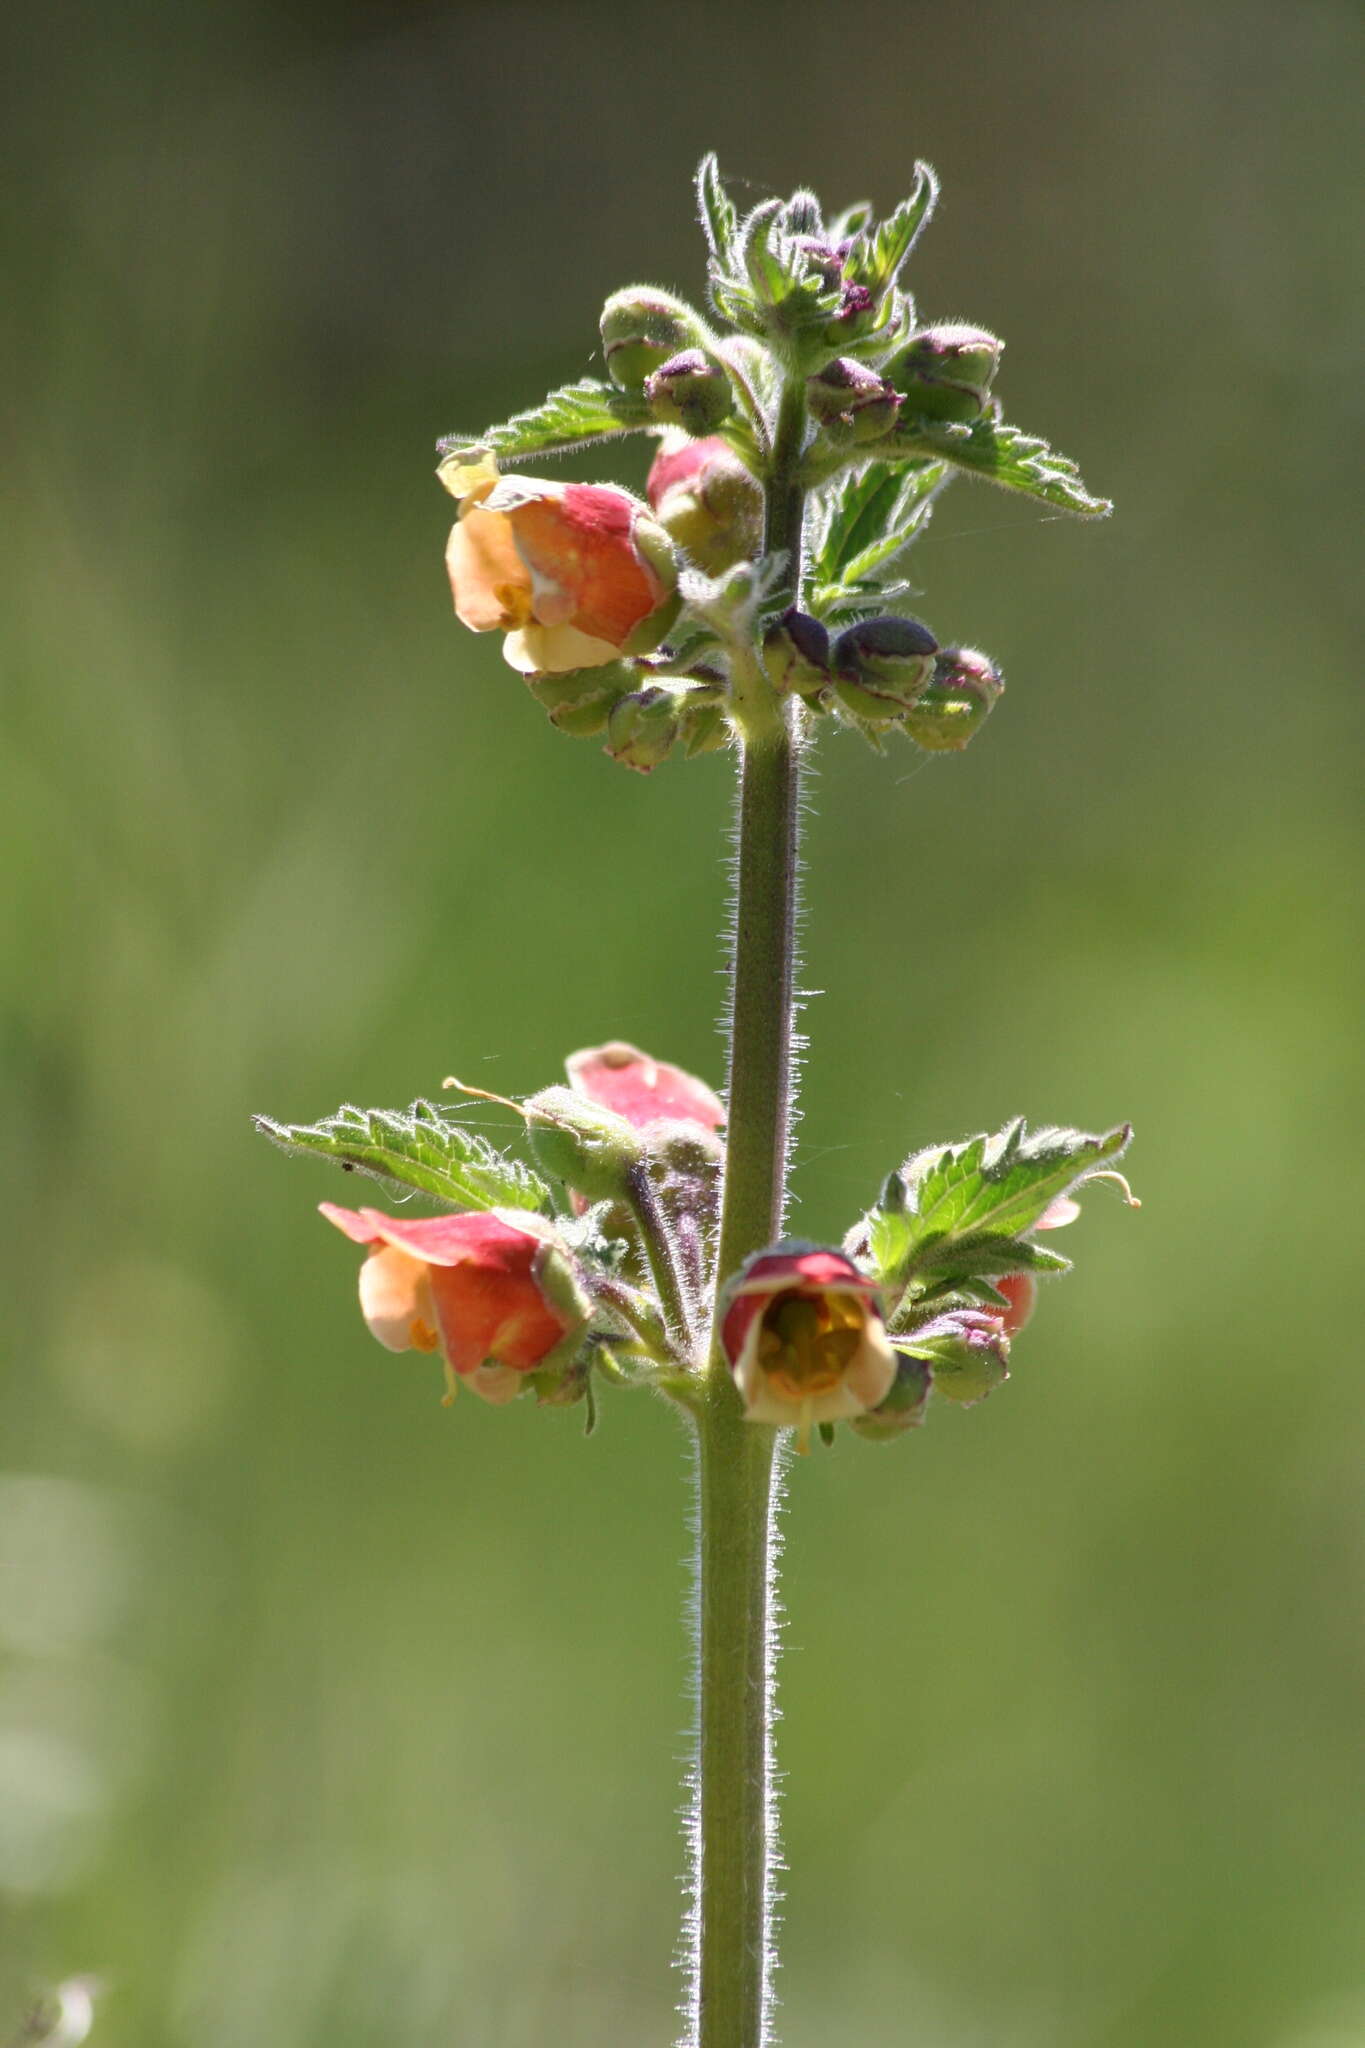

left=254, top=1102, right=551, bottom=1212
left=437, top=380, right=650, bottom=465
left=897, top=413, right=1111, bottom=516
left=862, top=1118, right=1132, bottom=1302
left=696, top=152, right=740, bottom=273
left=842, top=164, right=939, bottom=294
left=808, top=459, right=947, bottom=616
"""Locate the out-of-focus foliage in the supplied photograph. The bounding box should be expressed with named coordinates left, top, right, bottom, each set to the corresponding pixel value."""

left=3, top=2, right=1363, bottom=2044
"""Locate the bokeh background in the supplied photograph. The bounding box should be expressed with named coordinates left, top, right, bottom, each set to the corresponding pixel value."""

left=4, top=1, right=1363, bottom=2042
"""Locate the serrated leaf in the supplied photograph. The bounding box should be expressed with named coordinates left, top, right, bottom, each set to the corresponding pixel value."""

left=863, top=1118, right=1132, bottom=1305
left=842, top=163, right=939, bottom=294
left=900, top=413, right=1111, bottom=516
left=254, top=1102, right=551, bottom=1213
left=905, top=1121, right=1130, bottom=1245
left=808, top=458, right=948, bottom=616
left=696, top=153, right=739, bottom=273
left=437, top=380, right=650, bottom=465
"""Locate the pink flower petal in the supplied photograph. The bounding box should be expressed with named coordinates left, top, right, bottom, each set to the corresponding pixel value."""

left=565, top=1041, right=725, bottom=1133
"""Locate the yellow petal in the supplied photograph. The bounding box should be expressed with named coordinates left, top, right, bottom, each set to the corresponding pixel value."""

left=501, top=623, right=623, bottom=675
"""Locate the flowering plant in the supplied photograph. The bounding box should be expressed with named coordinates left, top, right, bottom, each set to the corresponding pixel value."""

left=258, top=155, right=1134, bottom=2048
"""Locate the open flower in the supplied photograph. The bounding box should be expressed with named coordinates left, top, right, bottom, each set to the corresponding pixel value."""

left=320, top=1202, right=584, bottom=1405
left=565, top=1040, right=725, bottom=1136
left=722, top=1245, right=896, bottom=1451
left=441, top=455, right=679, bottom=676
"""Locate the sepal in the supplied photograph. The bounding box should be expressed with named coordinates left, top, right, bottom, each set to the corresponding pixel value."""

left=848, top=1350, right=932, bottom=1441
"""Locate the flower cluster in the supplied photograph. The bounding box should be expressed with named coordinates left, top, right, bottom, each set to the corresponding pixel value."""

left=265, top=1039, right=1130, bottom=1456
left=432, top=156, right=1106, bottom=771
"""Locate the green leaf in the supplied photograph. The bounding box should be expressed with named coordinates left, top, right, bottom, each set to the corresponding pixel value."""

left=841, top=163, right=939, bottom=294
left=863, top=1118, right=1132, bottom=1305
left=808, top=458, right=948, bottom=615
left=254, top=1101, right=552, bottom=1213
left=437, top=379, right=650, bottom=465
left=696, top=153, right=739, bottom=273
left=898, top=413, right=1111, bottom=516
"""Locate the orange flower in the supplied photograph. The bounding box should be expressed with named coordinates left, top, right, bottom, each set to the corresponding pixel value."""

left=320, top=1202, right=584, bottom=1405
left=442, top=456, right=679, bottom=675
left=721, top=1245, right=896, bottom=1451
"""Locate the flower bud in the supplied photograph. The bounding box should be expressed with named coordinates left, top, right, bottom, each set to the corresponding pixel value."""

left=643, top=349, right=734, bottom=436
left=319, top=1203, right=588, bottom=1406
left=600, top=287, right=711, bottom=393
left=831, top=615, right=938, bottom=725
left=889, top=324, right=1003, bottom=423
left=522, top=1085, right=645, bottom=1204
left=646, top=431, right=764, bottom=574
left=763, top=609, right=830, bottom=697
left=901, top=646, right=1004, bottom=752
left=565, top=1041, right=725, bottom=1135
left=849, top=1350, right=933, bottom=1442
left=721, top=1244, right=897, bottom=1453
left=807, top=358, right=901, bottom=445
left=604, top=686, right=683, bottom=772
left=902, top=1310, right=1010, bottom=1406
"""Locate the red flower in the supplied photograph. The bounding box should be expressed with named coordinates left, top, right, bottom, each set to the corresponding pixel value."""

left=442, top=456, right=678, bottom=675
left=721, top=1245, right=896, bottom=1451
left=320, top=1203, right=582, bottom=1405
left=565, top=1040, right=725, bottom=1136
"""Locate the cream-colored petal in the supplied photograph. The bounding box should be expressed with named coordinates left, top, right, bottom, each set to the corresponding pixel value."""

left=358, top=1246, right=437, bottom=1353
left=844, top=1326, right=897, bottom=1412
left=501, top=623, right=624, bottom=675
left=465, top=1361, right=525, bottom=1406
left=447, top=509, right=534, bottom=632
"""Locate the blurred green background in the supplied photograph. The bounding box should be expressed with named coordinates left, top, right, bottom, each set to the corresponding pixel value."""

left=3, top=1, right=1363, bottom=2042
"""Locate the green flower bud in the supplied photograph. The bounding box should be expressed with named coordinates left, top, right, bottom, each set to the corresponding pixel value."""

left=889, top=323, right=1003, bottom=423
left=901, top=647, right=1004, bottom=752
left=900, top=1311, right=1010, bottom=1406
left=644, top=349, right=734, bottom=435
left=525, top=661, right=636, bottom=738
left=523, top=1085, right=644, bottom=1203
left=849, top=1350, right=932, bottom=1442
left=600, top=288, right=711, bottom=394
left=604, top=686, right=683, bottom=772
left=647, top=433, right=764, bottom=575
left=763, top=609, right=831, bottom=697
left=807, top=358, right=902, bottom=445
left=831, top=615, right=938, bottom=725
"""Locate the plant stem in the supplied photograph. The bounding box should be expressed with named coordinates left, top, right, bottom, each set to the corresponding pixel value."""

left=686, top=372, right=808, bottom=2048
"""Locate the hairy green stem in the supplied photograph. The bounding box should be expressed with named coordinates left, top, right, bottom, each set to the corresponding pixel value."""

left=686, top=373, right=808, bottom=2048
left=625, top=1161, right=695, bottom=1344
